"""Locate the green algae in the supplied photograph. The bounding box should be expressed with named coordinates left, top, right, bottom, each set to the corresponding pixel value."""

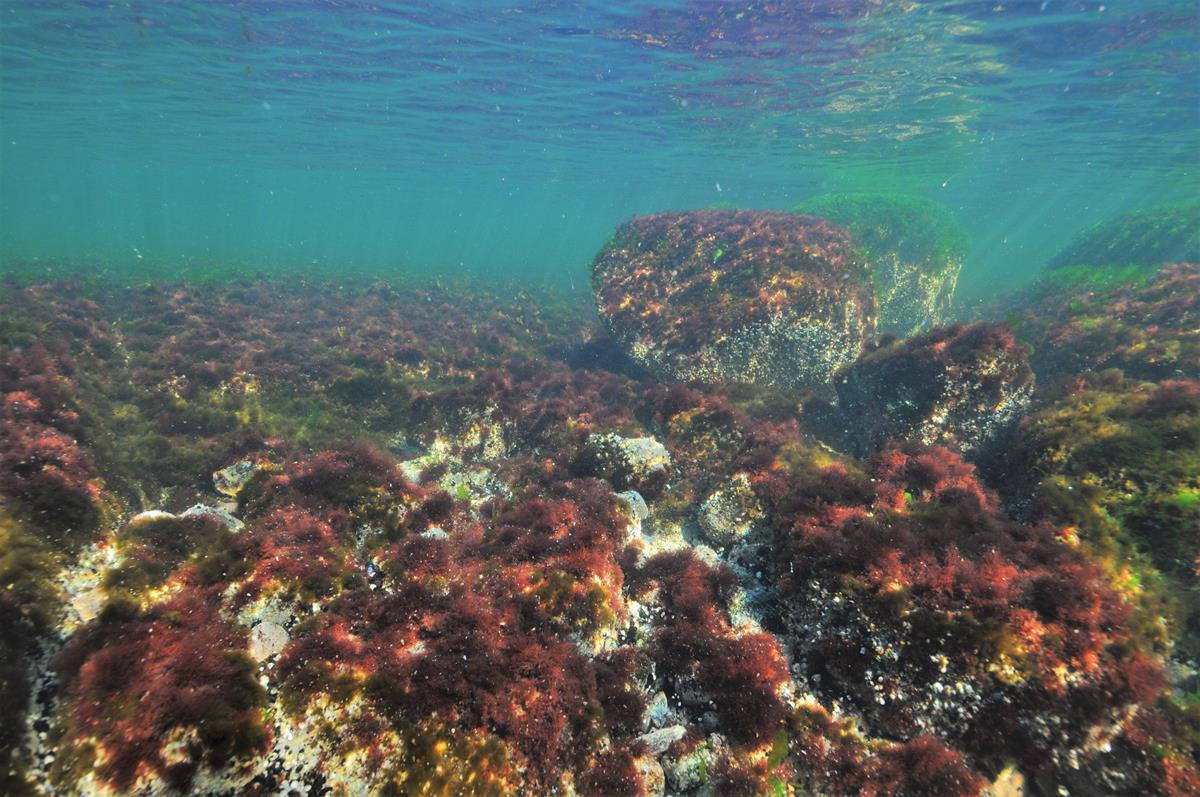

left=0, top=517, right=65, bottom=797
left=1040, top=262, right=1163, bottom=293
left=796, top=193, right=967, bottom=336
left=104, top=514, right=240, bottom=603
left=1048, top=200, right=1200, bottom=273
left=1008, top=374, right=1200, bottom=656
left=797, top=193, right=968, bottom=270
left=379, top=723, right=516, bottom=797
left=0, top=516, right=62, bottom=631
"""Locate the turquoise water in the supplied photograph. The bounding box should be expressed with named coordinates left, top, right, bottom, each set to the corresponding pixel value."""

left=1, top=1, right=1196, bottom=299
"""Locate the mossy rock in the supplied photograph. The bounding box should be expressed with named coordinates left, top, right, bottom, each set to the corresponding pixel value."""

left=1047, top=199, right=1200, bottom=278
left=833, top=323, right=1033, bottom=459
left=796, top=193, right=968, bottom=337
left=1000, top=374, right=1200, bottom=656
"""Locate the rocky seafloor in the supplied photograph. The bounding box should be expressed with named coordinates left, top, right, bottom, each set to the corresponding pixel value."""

left=1, top=197, right=1198, bottom=797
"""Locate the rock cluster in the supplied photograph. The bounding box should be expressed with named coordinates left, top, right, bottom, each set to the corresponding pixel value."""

left=2, top=266, right=1196, bottom=797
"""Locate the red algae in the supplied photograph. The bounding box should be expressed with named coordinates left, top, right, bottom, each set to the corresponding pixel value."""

left=0, top=346, right=102, bottom=544
left=767, top=442, right=1163, bottom=780
left=787, top=704, right=985, bottom=797
left=53, top=591, right=268, bottom=791
left=271, top=474, right=636, bottom=792
left=592, top=209, right=875, bottom=388
left=2, top=273, right=1194, bottom=796
left=578, top=746, right=644, bottom=797
left=630, top=550, right=789, bottom=751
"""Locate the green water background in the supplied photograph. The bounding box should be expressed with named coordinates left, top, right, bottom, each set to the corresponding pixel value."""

left=2, top=1, right=1197, bottom=302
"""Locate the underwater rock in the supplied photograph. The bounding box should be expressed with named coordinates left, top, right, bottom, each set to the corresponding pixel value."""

left=634, top=753, right=666, bottom=797
left=616, top=489, right=650, bottom=522
left=212, top=459, right=265, bottom=498
left=181, top=502, right=244, bottom=532
left=697, top=472, right=764, bottom=550
left=833, top=322, right=1034, bottom=457
left=1007, top=261, right=1199, bottom=383
left=126, top=509, right=176, bottom=527
left=765, top=443, right=1162, bottom=787
left=639, top=724, right=687, bottom=756
left=797, top=193, right=967, bottom=337
left=577, top=432, right=672, bottom=491
left=248, top=620, right=289, bottom=661
left=643, top=690, right=672, bottom=729
left=1047, top=199, right=1200, bottom=274
left=591, top=209, right=875, bottom=389
left=661, top=740, right=712, bottom=794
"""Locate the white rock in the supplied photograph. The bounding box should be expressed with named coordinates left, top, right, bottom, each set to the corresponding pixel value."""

left=249, top=621, right=289, bottom=661
left=127, top=509, right=176, bottom=526
left=181, top=503, right=244, bottom=532
left=644, top=691, right=671, bottom=729
left=616, top=490, right=650, bottom=521
left=639, top=724, right=687, bottom=756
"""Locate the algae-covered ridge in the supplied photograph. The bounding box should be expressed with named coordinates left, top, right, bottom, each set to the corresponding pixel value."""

left=796, top=193, right=969, bottom=277
left=1047, top=199, right=1200, bottom=275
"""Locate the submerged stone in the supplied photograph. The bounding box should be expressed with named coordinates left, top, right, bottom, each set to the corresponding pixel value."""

left=212, top=459, right=264, bottom=498
left=696, top=473, right=764, bottom=550
left=591, top=209, right=875, bottom=389
left=639, top=724, right=687, bottom=756
left=616, top=489, right=650, bottom=521
left=577, top=433, right=672, bottom=491
left=181, top=502, right=244, bottom=532
left=1047, top=198, right=1200, bottom=274
left=127, top=509, right=176, bottom=527
left=248, top=620, right=289, bottom=661
left=1005, top=261, right=1199, bottom=383
left=834, top=322, right=1034, bottom=457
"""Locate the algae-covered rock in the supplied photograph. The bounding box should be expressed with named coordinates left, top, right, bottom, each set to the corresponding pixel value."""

left=577, top=433, right=672, bottom=492
left=834, top=323, right=1033, bottom=457
left=1005, top=262, right=1199, bottom=383
left=1047, top=199, right=1200, bottom=275
left=213, top=459, right=267, bottom=498
left=999, top=373, right=1200, bottom=656
left=697, top=472, right=764, bottom=551
left=769, top=443, right=1162, bottom=786
left=797, top=193, right=967, bottom=337
left=591, top=209, right=875, bottom=389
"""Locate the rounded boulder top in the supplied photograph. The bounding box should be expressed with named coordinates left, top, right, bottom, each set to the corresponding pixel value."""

left=591, top=209, right=876, bottom=390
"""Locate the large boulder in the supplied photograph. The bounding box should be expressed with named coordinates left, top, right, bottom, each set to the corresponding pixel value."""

left=833, top=322, right=1033, bottom=457
left=796, top=193, right=968, bottom=337
left=591, top=209, right=875, bottom=390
